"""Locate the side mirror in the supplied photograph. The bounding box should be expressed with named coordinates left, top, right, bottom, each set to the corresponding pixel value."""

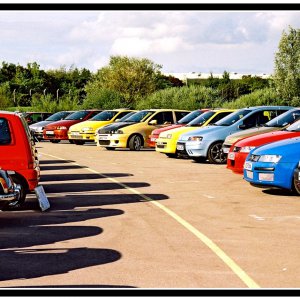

left=149, top=120, right=157, bottom=125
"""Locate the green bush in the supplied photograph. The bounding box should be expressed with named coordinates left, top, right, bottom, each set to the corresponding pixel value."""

left=136, top=85, right=222, bottom=110
left=221, top=88, right=282, bottom=109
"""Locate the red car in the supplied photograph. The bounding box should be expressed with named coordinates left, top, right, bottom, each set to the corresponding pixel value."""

left=227, top=119, right=300, bottom=174
left=43, top=110, right=101, bottom=143
left=0, top=111, right=40, bottom=207
left=148, top=109, right=209, bottom=148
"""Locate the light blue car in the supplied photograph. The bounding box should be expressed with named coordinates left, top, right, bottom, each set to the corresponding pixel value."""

left=177, top=106, right=292, bottom=164
left=243, top=137, right=300, bottom=194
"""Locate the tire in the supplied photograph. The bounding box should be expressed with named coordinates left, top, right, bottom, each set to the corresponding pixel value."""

left=50, top=140, right=60, bottom=143
left=207, top=141, right=227, bottom=164
left=128, top=135, right=143, bottom=151
left=105, top=147, right=116, bottom=151
left=165, top=153, right=177, bottom=158
left=74, top=140, right=85, bottom=145
left=292, top=172, right=300, bottom=195
left=4, top=174, right=27, bottom=210
left=69, top=139, right=74, bottom=144
left=192, top=156, right=206, bottom=163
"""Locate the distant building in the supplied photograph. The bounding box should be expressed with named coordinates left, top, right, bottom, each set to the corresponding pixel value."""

left=163, top=72, right=271, bottom=81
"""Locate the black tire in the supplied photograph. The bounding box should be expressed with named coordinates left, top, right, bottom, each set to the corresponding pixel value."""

left=292, top=173, right=300, bottom=195
left=50, top=140, right=60, bottom=143
left=192, top=156, right=206, bottom=163
left=69, top=139, right=74, bottom=144
left=105, top=147, right=116, bottom=150
left=128, top=135, right=143, bottom=151
left=165, top=153, right=177, bottom=158
left=4, top=174, right=27, bottom=210
left=207, top=141, right=227, bottom=164
left=74, top=140, right=85, bottom=145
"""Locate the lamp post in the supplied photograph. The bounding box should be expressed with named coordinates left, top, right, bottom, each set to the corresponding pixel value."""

left=13, top=89, right=16, bottom=105
left=43, top=88, right=47, bottom=98
left=56, top=89, right=59, bottom=101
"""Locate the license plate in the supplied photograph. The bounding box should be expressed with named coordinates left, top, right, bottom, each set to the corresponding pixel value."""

left=98, top=135, right=108, bottom=140
left=228, top=152, right=235, bottom=160
left=258, top=173, right=274, bottom=181
left=151, top=138, right=157, bottom=142
left=244, top=161, right=252, bottom=171
left=246, top=170, right=253, bottom=179
left=72, top=132, right=80, bottom=135
left=223, top=147, right=230, bottom=154
left=177, top=144, right=184, bottom=151
left=46, top=130, right=54, bottom=135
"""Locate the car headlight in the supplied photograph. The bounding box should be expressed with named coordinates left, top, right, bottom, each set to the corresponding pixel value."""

left=258, top=155, right=282, bottom=163
left=56, top=126, right=67, bottom=130
left=115, top=129, right=123, bottom=134
left=166, top=134, right=172, bottom=139
left=240, top=146, right=255, bottom=153
left=188, top=136, right=203, bottom=142
left=81, top=127, right=93, bottom=132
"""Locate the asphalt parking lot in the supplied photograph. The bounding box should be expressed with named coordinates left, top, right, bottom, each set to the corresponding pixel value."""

left=1, top=140, right=300, bottom=289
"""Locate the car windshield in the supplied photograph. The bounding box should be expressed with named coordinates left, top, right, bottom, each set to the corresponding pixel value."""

left=118, top=112, right=136, bottom=121
left=177, top=110, right=204, bottom=124
left=286, top=119, right=300, bottom=132
left=186, top=111, right=215, bottom=127
left=124, top=110, right=155, bottom=122
left=91, top=111, right=118, bottom=121
left=214, top=109, right=252, bottom=126
left=265, top=109, right=300, bottom=128
left=45, top=111, right=72, bottom=121
left=65, top=111, right=91, bottom=120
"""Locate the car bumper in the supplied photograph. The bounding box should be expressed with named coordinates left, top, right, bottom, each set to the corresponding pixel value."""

left=43, top=129, right=68, bottom=140
left=243, top=161, right=296, bottom=190
left=156, top=138, right=177, bottom=154
left=185, top=140, right=208, bottom=157
left=97, top=134, right=129, bottom=148
left=68, top=132, right=95, bottom=142
left=227, top=151, right=248, bottom=174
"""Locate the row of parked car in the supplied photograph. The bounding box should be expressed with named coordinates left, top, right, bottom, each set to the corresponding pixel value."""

left=1, top=104, right=300, bottom=211
left=28, top=105, right=300, bottom=196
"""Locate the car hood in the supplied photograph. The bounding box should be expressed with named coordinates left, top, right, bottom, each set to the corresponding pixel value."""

left=151, top=124, right=183, bottom=135
left=29, top=120, right=52, bottom=129
left=235, top=130, right=300, bottom=147
left=224, top=126, right=279, bottom=145
left=251, top=137, right=300, bottom=162
left=44, top=119, right=82, bottom=129
left=178, top=125, right=230, bottom=141
left=97, top=122, right=136, bottom=134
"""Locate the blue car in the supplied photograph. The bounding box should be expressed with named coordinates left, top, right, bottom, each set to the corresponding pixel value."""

left=243, top=137, right=300, bottom=193
left=178, top=106, right=292, bottom=164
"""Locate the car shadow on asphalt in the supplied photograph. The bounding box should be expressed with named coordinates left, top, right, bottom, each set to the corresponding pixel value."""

left=41, top=173, right=134, bottom=181
left=262, top=188, right=297, bottom=196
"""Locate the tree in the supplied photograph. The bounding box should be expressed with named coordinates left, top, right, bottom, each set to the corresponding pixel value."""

left=84, top=56, right=166, bottom=108
left=273, top=26, right=300, bottom=104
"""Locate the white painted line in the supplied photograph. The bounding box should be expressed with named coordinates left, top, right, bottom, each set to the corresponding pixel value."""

left=40, top=151, right=260, bottom=288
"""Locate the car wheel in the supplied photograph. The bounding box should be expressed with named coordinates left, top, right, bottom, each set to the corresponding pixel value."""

left=105, top=147, right=115, bottom=150
left=50, top=140, right=60, bottom=143
left=128, top=135, right=143, bottom=151
left=4, top=175, right=27, bottom=210
left=165, top=153, right=177, bottom=158
left=207, top=141, right=227, bottom=164
left=74, top=140, right=85, bottom=145
left=292, top=173, right=300, bottom=195
left=192, top=156, right=206, bottom=163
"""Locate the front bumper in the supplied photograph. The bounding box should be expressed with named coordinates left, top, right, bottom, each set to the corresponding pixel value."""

left=156, top=138, right=177, bottom=154
left=68, top=131, right=96, bottom=142
left=185, top=140, right=209, bottom=158
left=227, top=151, right=248, bottom=174
left=97, top=133, right=129, bottom=148
left=243, top=161, right=295, bottom=190
left=43, top=129, right=69, bottom=140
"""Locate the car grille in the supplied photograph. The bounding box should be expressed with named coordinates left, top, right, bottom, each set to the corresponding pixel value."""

left=99, top=140, right=110, bottom=145
left=233, top=146, right=241, bottom=152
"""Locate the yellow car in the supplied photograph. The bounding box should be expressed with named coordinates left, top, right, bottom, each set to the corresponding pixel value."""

left=68, top=109, right=135, bottom=145
left=155, top=109, right=235, bottom=158
left=97, top=109, right=190, bottom=150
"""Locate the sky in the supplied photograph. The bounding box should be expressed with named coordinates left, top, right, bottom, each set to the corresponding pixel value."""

left=0, top=3, right=300, bottom=75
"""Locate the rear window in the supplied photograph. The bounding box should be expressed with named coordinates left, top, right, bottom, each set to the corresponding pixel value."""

left=0, top=118, right=11, bottom=145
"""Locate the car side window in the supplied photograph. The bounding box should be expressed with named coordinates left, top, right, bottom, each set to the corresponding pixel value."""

left=243, top=111, right=269, bottom=128
left=211, top=112, right=232, bottom=122
left=117, top=111, right=130, bottom=119
left=0, top=118, right=11, bottom=145
left=175, top=111, right=189, bottom=121
left=153, top=112, right=174, bottom=125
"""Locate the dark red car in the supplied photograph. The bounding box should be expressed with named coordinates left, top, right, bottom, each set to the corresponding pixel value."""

left=227, top=119, right=300, bottom=174
left=148, top=109, right=209, bottom=148
left=43, top=110, right=101, bottom=143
